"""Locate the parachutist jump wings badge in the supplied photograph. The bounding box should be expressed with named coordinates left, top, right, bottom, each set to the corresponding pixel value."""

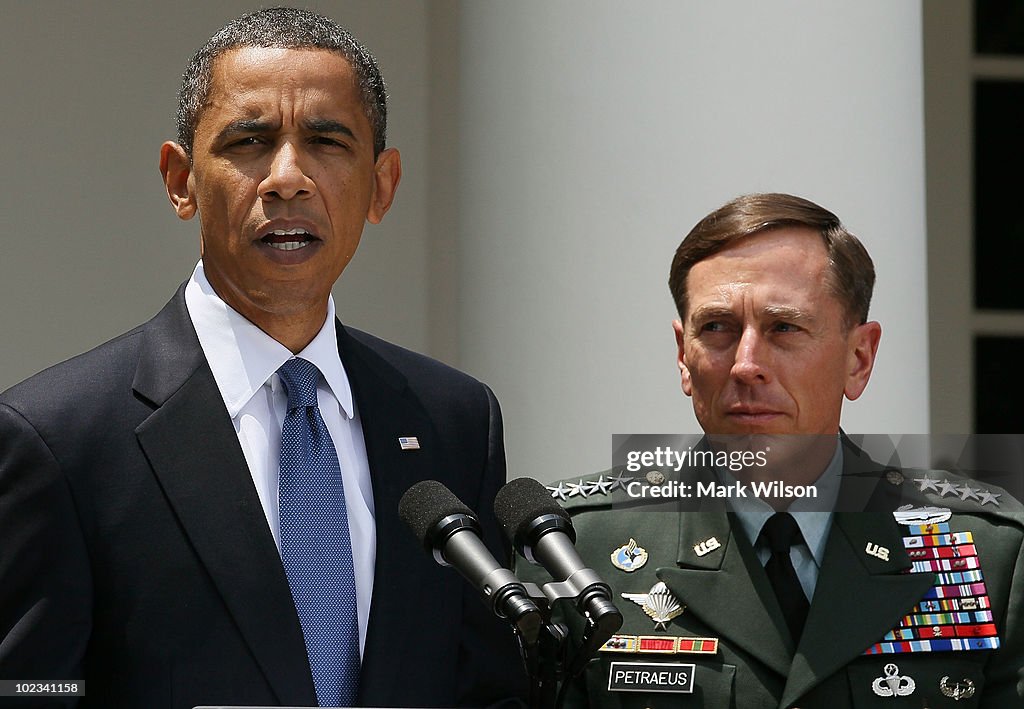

left=622, top=581, right=685, bottom=631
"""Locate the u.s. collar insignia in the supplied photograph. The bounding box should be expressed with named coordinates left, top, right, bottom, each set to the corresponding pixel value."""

left=893, top=504, right=952, bottom=526
left=693, top=536, right=721, bottom=557
left=611, top=538, right=649, bottom=573
left=865, top=542, right=890, bottom=561
left=622, top=581, right=685, bottom=630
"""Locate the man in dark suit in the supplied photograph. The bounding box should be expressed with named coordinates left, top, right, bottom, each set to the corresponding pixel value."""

left=531, top=194, right=1024, bottom=706
left=0, top=8, right=525, bottom=708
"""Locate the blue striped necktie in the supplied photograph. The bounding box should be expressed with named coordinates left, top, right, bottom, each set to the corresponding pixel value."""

left=277, top=357, right=360, bottom=706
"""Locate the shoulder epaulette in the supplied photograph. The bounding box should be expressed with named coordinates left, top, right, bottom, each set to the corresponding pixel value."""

left=889, top=468, right=1024, bottom=524
left=545, top=467, right=673, bottom=511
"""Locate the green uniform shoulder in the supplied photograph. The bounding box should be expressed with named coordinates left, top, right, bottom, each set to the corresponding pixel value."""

left=545, top=467, right=665, bottom=512
left=887, top=467, right=1024, bottom=526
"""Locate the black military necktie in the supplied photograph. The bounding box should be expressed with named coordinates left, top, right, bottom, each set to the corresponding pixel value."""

left=759, top=512, right=810, bottom=643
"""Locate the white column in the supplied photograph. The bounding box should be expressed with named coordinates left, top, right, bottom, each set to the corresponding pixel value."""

left=454, top=1, right=929, bottom=481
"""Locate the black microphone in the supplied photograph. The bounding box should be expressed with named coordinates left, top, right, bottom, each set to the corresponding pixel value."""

left=398, top=480, right=541, bottom=645
left=494, top=477, right=622, bottom=660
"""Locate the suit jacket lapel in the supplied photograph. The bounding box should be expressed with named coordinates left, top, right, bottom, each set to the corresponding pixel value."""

left=781, top=511, right=935, bottom=705
left=336, top=325, right=441, bottom=705
left=132, top=289, right=316, bottom=705
left=657, top=510, right=794, bottom=677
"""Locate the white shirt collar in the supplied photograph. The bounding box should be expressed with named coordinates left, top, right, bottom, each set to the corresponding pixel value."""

left=184, top=260, right=354, bottom=419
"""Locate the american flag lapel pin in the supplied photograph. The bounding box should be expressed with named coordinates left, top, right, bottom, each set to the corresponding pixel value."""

left=398, top=436, right=420, bottom=450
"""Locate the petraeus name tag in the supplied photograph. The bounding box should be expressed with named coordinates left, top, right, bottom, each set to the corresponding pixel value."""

left=607, top=662, right=695, bottom=694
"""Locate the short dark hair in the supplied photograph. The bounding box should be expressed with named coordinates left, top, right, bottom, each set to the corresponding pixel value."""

left=668, top=193, right=875, bottom=328
left=176, top=7, right=387, bottom=158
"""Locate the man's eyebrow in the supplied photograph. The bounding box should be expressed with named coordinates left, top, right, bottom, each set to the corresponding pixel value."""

left=687, top=304, right=816, bottom=324
left=689, top=304, right=735, bottom=323
left=304, top=117, right=357, bottom=140
left=212, top=118, right=358, bottom=144
left=763, top=305, right=815, bottom=323
left=214, top=119, right=275, bottom=144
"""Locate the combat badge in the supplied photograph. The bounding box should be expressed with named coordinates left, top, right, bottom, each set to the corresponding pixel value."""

left=939, top=676, right=976, bottom=701
left=622, top=581, right=685, bottom=631
left=871, top=663, right=915, bottom=697
left=894, top=504, right=952, bottom=526
left=611, top=538, right=649, bottom=573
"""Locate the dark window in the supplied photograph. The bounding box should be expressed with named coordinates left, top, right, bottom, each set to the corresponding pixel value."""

left=975, top=336, right=1024, bottom=431
left=975, top=1, right=1024, bottom=55
left=973, top=81, right=1024, bottom=309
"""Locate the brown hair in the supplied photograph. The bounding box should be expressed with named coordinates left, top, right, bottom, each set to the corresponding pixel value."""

left=668, top=193, right=875, bottom=328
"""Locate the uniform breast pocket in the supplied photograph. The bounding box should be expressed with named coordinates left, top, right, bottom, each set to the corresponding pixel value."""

left=847, top=658, right=985, bottom=707
left=584, top=656, right=736, bottom=709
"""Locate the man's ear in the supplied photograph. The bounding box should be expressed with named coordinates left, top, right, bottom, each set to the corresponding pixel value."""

left=159, top=141, right=197, bottom=220
left=673, top=319, right=693, bottom=397
left=844, top=320, right=882, bottom=401
left=367, top=148, right=402, bottom=224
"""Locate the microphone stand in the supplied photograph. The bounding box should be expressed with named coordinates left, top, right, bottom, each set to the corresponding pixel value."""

left=518, top=579, right=622, bottom=709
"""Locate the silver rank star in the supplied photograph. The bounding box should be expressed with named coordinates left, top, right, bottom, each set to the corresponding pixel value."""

left=586, top=475, right=616, bottom=496
left=957, top=484, right=981, bottom=502
left=978, top=488, right=1002, bottom=506
left=913, top=474, right=941, bottom=493
left=547, top=482, right=571, bottom=501
left=607, top=471, right=635, bottom=492
left=622, top=581, right=685, bottom=631
left=565, top=479, right=590, bottom=498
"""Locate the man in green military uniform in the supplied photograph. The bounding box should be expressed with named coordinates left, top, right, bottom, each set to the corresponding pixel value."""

left=529, top=194, right=1024, bottom=707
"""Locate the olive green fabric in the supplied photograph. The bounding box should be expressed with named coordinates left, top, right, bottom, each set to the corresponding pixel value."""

left=519, top=439, right=1024, bottom=708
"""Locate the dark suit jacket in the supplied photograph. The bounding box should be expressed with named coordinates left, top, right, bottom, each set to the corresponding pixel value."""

left=0, top=287, right=526, bottom=708
left=527, top=437, right=1024, bottom=708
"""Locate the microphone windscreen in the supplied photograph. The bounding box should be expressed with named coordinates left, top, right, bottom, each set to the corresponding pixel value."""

left=493, top=477, right=571, bottom=544
left=398, top=480, right=474, bottom=546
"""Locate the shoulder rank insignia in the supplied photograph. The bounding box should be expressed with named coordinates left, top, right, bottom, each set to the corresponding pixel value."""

left=912, top=474, right=1002, bottom=506
left=622, top=581, right=685, bottom=631
left=611, top=538, right=649, bottom=572
left=547, top=472, right=635, bottom=500
left=864, top=516, right=1000, bottom=656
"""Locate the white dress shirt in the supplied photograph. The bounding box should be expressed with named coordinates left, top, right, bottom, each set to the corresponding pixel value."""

left=184, top=261, right=375, bottom=654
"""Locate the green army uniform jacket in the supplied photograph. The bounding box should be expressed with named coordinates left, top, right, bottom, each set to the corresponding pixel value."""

left=521, top=438, right=1024, bottom=708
